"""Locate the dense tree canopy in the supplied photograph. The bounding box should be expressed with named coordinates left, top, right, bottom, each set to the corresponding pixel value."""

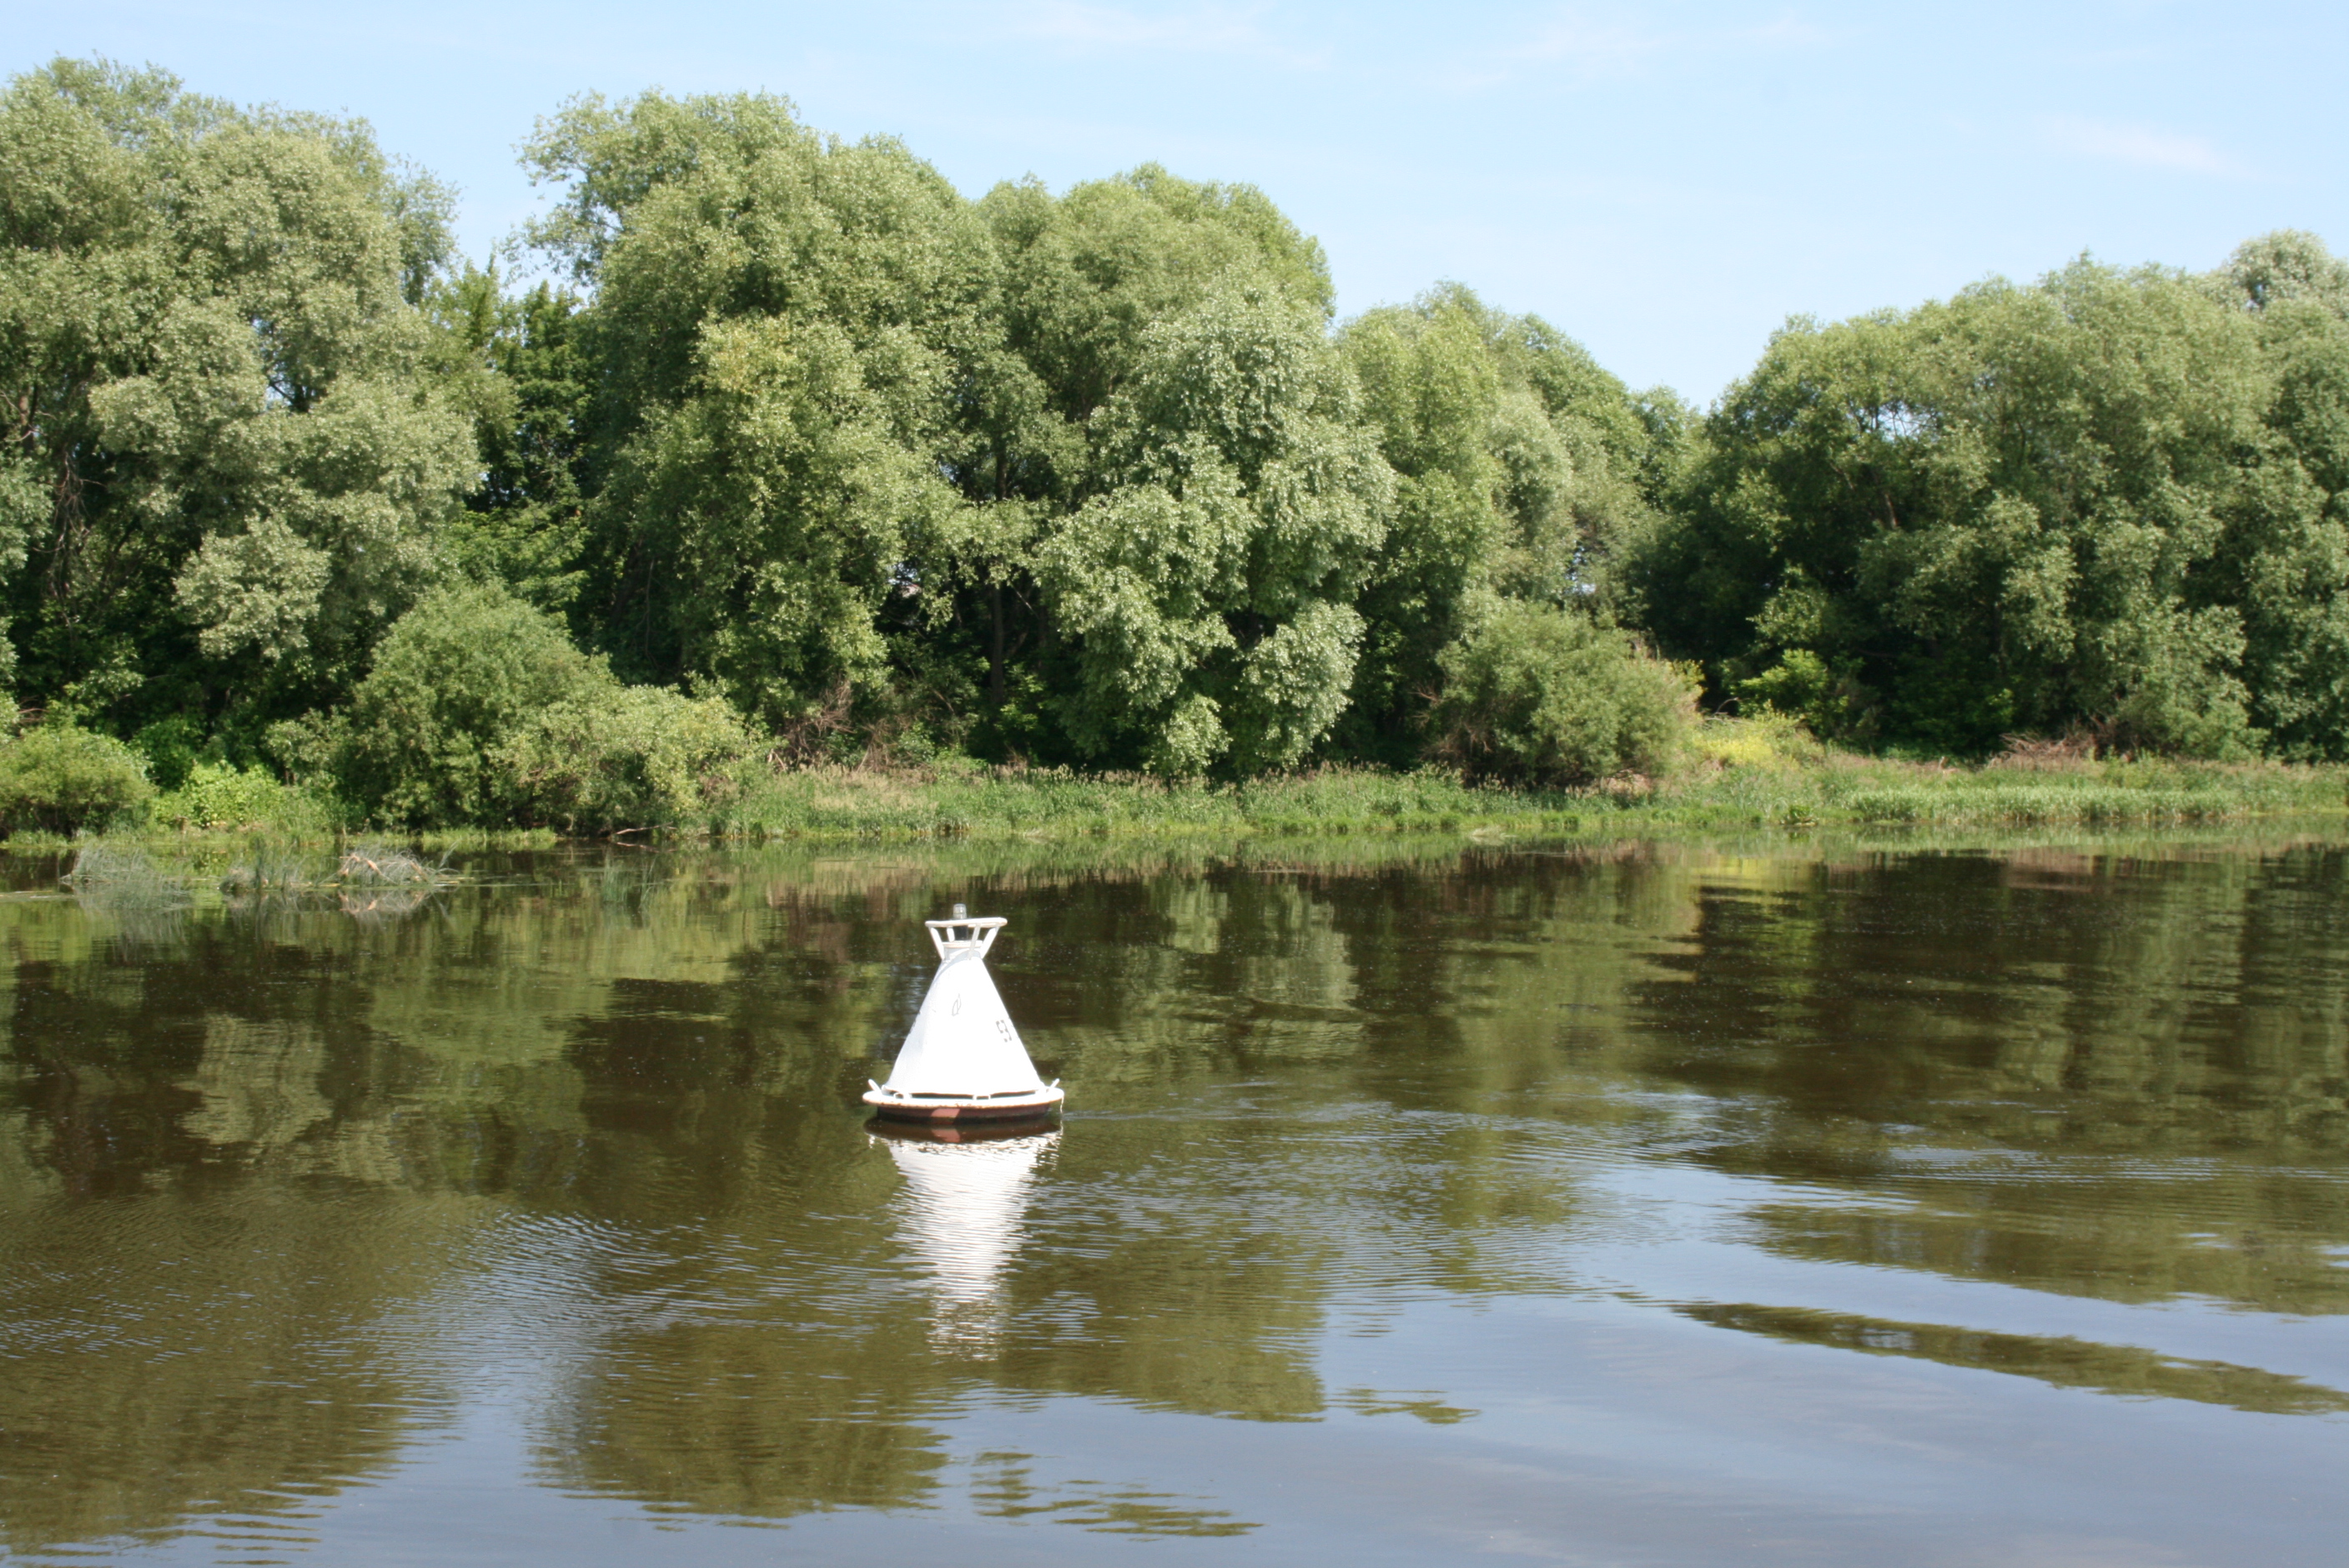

left=519, top=89, right=993, bottom=728
left=3, top=56, right=2346, bottom=828
left=1336, top=284, right=1670, bottom=761
left=1624, top=249, right=2349, bottom=758
left=1038, top=281, right=1391, bottom=774
left=0, top=59, right=471, bottom=761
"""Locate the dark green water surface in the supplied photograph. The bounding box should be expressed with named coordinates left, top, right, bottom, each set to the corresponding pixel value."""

left=2, top=834, right=2345, bottom=1565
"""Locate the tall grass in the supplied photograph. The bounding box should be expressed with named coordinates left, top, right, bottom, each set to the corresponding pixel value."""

left=712, top=763, right=1592, bottom=841
left=25, top=716, right=2346, bottom=850
left=704, top=723, right=2347, bottom=843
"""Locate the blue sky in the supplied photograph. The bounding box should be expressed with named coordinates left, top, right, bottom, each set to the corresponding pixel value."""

left=14, top=2, right=2344, bottom=400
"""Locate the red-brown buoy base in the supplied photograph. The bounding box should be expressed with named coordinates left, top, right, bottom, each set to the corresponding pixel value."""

left=862, top=1084, right=1065, bottom=1123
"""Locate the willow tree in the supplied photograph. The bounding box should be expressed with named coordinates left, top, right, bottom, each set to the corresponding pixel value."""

left=2199, top=232, right=2349, bottom=759
left=524, top=88, right=999, bottom=736
left=1632, top=259, right=2276, bottom=756
left=1035, top=284, right=1391, bottom=775
left=1336, top=284, right=1667, bottom=761
left=917, top=165, right=1338, bottom=760
left=0, top=58, right=472, bottom=752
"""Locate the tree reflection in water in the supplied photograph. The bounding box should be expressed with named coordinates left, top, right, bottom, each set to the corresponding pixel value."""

left=0, top=833, right=2343, bottom=1565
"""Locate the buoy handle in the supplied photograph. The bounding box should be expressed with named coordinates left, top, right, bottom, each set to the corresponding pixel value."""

left=924, top=914, right=1007, bottom=958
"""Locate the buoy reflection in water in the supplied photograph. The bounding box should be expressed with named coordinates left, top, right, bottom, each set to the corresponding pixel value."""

left=873, top=1120, right=1058, bottom=1349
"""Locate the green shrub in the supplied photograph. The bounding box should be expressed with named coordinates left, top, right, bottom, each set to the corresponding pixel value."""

left=502, top=686, right=758, bottom=831
left=129, top=716, right=204, bottom=792
left=331, top=584, right=606, bottom=827
left=1428, top=599, right=1698, bottom=786
left=0, top=723, right=153, bottom=836
left=1736, top=650, right=1884, bottom=745
left=328, top=583, right=768, bottom=832
left=148, top=762, right=334, bottom=836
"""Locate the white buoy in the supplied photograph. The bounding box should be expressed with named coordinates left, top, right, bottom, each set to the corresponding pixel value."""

left=863, top=905, right=1064, bottom=1123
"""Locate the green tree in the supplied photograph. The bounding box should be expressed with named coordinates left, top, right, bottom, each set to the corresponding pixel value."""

left=2205, top=229, right=2349, bottom=317
left=521, top=88, right=995, bottom=736
left=0, top=58, right=472, bottom=751
left=927, top=165, right=1340, bottom=760
left=1337, top=285, right=1667, bottom=762
left=2199, top=233, right=2349, bottom=758
left=425, top=264, right=591, bottom=609
left=980, top=163, right=1332, bottom=435
left=1631, top=259, right=2273, bottom=756
left=1034, top=284, right=1392, bottom=775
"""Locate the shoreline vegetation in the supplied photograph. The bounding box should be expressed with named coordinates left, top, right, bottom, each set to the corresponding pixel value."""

left=11, top=717, right=2341, bottom=855
left=11, top=61, right=2349, bottom=853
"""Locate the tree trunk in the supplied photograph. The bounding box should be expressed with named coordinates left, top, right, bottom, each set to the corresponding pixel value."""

left=988, top=580, right=1007, bottom=704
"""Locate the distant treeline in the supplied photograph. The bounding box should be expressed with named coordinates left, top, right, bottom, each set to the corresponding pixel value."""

left=4, top=58, right=2346, bottom=828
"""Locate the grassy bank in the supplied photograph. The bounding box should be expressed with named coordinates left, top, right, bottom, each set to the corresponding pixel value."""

left=24, top=718, right=2348, bottom=851
left=708, top=746, right=2345, bottom=842
left=699, top=717, right=2348, bottom=841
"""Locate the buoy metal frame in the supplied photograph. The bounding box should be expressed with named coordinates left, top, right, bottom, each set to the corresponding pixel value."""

left=863, top=912, right=1065, bottom=1124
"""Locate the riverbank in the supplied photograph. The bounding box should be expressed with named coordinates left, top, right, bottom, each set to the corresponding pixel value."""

left=709, top=751, right=2346, bottom=841
left=43, top=719, right=2346, bottom=850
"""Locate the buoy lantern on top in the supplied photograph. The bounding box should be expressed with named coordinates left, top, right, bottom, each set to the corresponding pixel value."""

left=864, top=905, right=1064, bottom=1123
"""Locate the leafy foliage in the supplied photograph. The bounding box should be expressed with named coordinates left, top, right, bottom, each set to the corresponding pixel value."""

left=323, top=582, right=754, bottom=829
left=325, top=583, right=605, bottom=826
left=501, top=685, right=755, bottom=832
left=523, top=89, right=991, bottom=730
left=8, top=56, right=2349, bottom=834
left=0, top=723, right=152, bottom=835
left=1338, top=285, right=1672, bottom=761
left=0, top=58, right=472, bottom=753
left=1037, top=283, right=1391, bottom=774
left=1627, top=258, right=2305, bottom=757
left=426, top=267, right=590, bottom=608
left=931, top=163, right=1349, bottom=765
left=1428, top=598, right=1696, bottom=786
left=148, top=761, right=329, bottom=834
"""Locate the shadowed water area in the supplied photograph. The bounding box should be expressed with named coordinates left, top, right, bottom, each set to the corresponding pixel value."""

left=1, top=833, right=2345, bottom=1565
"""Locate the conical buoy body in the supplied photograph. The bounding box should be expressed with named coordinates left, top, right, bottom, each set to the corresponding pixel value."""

left=863, top=912, right=1064, bottom=1123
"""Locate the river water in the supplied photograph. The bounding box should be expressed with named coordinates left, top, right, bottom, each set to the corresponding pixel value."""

left=1, top=833, right=2344, bottom=1565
